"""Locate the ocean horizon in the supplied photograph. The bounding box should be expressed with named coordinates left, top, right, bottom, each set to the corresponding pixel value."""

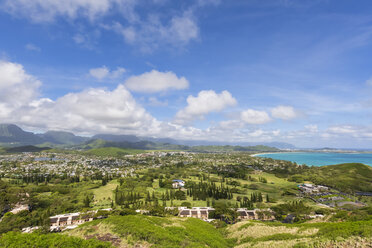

left=255, top=152, right=372, bottom=166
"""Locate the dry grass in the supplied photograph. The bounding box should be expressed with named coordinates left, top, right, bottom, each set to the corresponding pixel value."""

left=311, top=237, right=372, bottom=248
left=235, top=238, right=312, bottom=248
left=228, top=221, right=318, bottom=239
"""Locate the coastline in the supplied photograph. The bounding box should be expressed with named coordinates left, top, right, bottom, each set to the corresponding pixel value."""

left=250, top=151, right=372, bottom=167
left=250, top=151, right=296, bottom=157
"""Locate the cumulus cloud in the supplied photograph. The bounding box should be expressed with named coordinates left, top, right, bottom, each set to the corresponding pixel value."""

left=125, top=70, right=189, bottom=93
left=0, top=60, right=162, bottom=135
left=271, top=105, right=298, bottom=120
left=240, top=109, right=271, bottom=125
left=0, top=61, right=41, bottom=118
left=17, top=85, right=160, bottom=134
left=89, top=66, right=126, bottom=81
left=175, top=90, right=237, bottom=124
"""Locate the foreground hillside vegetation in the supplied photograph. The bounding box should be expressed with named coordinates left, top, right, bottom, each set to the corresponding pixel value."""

left=67, top=215, right=234, bottom=247
left=228, top=218, right=372, bottom=248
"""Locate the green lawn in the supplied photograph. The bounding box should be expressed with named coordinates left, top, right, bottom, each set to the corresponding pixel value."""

left=92, top=180, right=119, bottom=209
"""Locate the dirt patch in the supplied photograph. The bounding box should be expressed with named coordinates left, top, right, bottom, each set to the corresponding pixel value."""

left=86, top=233, right=122, bottom=247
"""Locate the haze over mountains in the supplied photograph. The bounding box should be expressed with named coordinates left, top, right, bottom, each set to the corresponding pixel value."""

left=0, top=124, right=295, bottom=150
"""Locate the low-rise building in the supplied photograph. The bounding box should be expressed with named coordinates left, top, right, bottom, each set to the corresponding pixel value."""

left=178, top=207, right=215, bottom=220
left=172, top=179, right=185, bottom=189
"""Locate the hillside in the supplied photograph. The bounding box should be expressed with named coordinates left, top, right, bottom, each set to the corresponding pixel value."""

left=5, top=145, right=51, bottom=153
left=309, top=163, right=372, bottom=193
left=190, top=145, right=280, bottom=153
left=6, top=216, right=371, bottom=247
left=92, top=134, right=140, bottom=143
left=83, top=147, right=145, bottom=157
left=0, top=232, right=112, bottom=248
left=0, top=124, right=43, bottom=145
left=227, top=219, right=372, bottom=248
left=39, top=131, right=89, bottom=145
left=67, top=215, right=233, bottom=248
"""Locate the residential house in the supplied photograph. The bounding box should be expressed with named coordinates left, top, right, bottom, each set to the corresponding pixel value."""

left=172, top=179, right=185, bottom=189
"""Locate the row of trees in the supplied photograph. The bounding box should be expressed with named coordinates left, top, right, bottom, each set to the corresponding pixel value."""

left=186, top=181, right=234, bottom=201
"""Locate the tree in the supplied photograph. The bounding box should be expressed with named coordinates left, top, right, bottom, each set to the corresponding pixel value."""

left=83, top=195, right=91, bottom=208
left=175, top=190, right=186, bottom=200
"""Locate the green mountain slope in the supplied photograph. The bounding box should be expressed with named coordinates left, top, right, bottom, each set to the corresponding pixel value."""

left=40, top=131, right=89, bottom=145
left=309, top=163, right=372, bottom=193
left=83, top=147, right=144, bottom=157
left=0, top=124, right=43, bottom=144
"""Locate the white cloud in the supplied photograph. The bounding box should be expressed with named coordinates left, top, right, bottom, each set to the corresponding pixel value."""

left=1, top=1, right=207, bottom=52
left=175, top=90, right=237, bottom=123
left=89, top=66, right=126, bottom=81
left=0, top=60, right=284, bottom=143
left=108, top=12, right=199, bottom=52
left=1, top=0, right=121, bottom=22
left=125, top=70, right=189, bottom=93
left=327, top=125, right=357, bottom=134
left=0, top=61, right=41, bottom=118
left=89, top=66, right=109, bottom=80
left=271, top=105, right=298, bottom=120
left=16, top=85, right=159, bottom=134
left=240, top=109, right=271, bottom=125
left=25, top=43, right=41, bottom=52
left=168, top=14, right=199, bottom=43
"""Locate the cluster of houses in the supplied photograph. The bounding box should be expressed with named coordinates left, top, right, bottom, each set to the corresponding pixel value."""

left=236, top=208, right=275, bottom=221
left=47, top=208, right=112, bottom=232
left=163, top=206, right=275, bottom=222
left=178, top=207, right=215, bottom=220
left=298, top=183, right=329, bottom=194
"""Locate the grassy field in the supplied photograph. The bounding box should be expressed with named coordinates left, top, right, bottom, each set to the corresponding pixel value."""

left=92, top=180, right=119, bottom=209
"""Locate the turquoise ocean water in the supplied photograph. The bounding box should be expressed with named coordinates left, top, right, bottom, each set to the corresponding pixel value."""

left=254, top=152, right=372, bottom=166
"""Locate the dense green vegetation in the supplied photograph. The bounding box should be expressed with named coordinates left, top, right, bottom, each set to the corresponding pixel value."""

left=68, top=215, right=234, bottom=248
left=312, top=163, right=372, bottom=193
left=287, top=163, right=372, bottom=193
left=0, top=232, right=112, bottom=248
left=5, top=145, right=51, bottom=153
left=83, top=147, right=145, bottom=157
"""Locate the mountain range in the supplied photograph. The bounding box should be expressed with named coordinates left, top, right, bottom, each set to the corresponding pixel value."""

left=0, top=124, right=295, bottom=150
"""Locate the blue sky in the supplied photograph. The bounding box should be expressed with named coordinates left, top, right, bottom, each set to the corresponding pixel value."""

left=1, top=0, right=372, bottom=148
